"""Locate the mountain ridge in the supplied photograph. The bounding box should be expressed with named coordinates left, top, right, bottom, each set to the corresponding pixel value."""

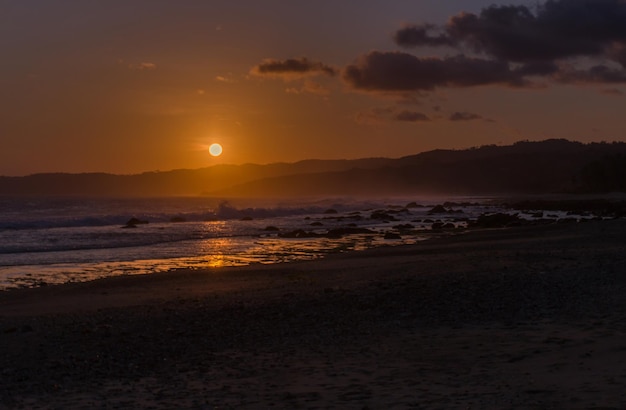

left=2, top=139, right=625, bottom=197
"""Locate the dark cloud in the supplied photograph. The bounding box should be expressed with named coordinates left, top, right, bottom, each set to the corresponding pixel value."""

left=396, top=0, right=626, bottom=65
left=554, top=65, right=626, bottom=84
left=251, top=57, right=337, bottom=78
left=449, top=112, right=483, bottom=121
left=608, top=43, right=626, bottom=67
left=260, top=1, right=626, bottom=97
left=393, top=24, right=455, bottom=47
left=343, top=51, right=524, bottom=92
left=387, top=0, right=626, bottom=90
left=514, top=61, right=560, bottom=77
left=343, top=51, right=626, bottom=93
left=395, top=110, right=430, bottom=122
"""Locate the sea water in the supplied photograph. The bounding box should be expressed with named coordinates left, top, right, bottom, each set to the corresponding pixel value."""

left=0, top=196, right=497, bottom=290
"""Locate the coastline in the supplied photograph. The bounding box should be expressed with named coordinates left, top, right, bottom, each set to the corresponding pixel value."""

left=1, top=219, right=626, bottom=408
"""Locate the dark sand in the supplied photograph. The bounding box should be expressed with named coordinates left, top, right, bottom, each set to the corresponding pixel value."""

left=1, top=220, right=626, bottom=409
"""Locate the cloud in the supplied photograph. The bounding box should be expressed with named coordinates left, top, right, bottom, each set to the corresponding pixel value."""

left=395, top=110, right=431, bottom=122
left=608, top=43, right=626, bottom=67
left=393, top=24, right=455, bottom=47
left=128, top=62, right=156, bottom=70
left=388, top=0, right=626, bottom=89
left=215, top=75, right=236, bottom=83
left=395, top=0, right=626, bottom=65
left=554, top=64, right=626, bottom=84
left=286, top=80, right=330, bottom=95
left=251, top=57, right=337, bottom=80
left=355, top=106, right=495, bottom=124
left=343, top=51, right=524, bottom=92
left=449, top=112, right=483, bottom=121
left=258, top=0, right=626, bottom=98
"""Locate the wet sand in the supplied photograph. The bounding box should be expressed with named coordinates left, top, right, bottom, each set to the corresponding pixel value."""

left=1, top=220, right=626, bottom=409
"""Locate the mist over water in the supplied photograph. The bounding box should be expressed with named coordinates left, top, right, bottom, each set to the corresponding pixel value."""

left=0, top=195, right=507, bottom=289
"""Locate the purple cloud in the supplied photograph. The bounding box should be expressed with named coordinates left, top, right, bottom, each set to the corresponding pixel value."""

left=396, top=0, right=626, bottom=65
left=395, top=110, right=431, bottom=122
left=251, top=57, right=337, bottom=79
left=343, top=51, right=523, bottom=92
left=449, top=112, right=483, bottom=121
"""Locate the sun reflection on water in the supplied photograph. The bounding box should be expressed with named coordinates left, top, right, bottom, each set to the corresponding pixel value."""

left=0, top=230, right=428, bottom=290
left=206, top=255, right=226, bottom=267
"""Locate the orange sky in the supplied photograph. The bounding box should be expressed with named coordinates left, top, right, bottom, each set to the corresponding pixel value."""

left=2, top=0, right=625, bottom=176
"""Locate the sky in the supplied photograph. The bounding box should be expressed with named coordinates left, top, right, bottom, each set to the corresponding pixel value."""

left=2, top=0, right=626, bottom=176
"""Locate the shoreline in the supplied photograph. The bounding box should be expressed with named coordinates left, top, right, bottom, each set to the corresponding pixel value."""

left=1, top=219, right=626, bottom=408
left=3, top=195, right=626, bottom=292
left=0, top=219, right=619, bottom=314
left=0, top=221, right=589, bottom=315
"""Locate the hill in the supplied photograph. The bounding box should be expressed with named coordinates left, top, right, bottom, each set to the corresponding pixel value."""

left=1, top=140, right=625, bottom=197
left=210, top=139, right=626, bottom=197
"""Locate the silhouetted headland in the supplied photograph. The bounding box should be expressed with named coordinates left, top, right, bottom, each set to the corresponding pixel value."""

left=2, top=139, right=626, bottom=197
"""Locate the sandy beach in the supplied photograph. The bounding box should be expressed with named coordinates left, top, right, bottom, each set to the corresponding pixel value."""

left=1, top=220, right=626, bottom=409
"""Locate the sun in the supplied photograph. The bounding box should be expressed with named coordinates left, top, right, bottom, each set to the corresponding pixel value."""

left=209, top=143, right=223, bottom=157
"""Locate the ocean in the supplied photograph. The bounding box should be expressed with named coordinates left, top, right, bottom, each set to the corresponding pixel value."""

left=0, top=196, right=502, bottom=290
